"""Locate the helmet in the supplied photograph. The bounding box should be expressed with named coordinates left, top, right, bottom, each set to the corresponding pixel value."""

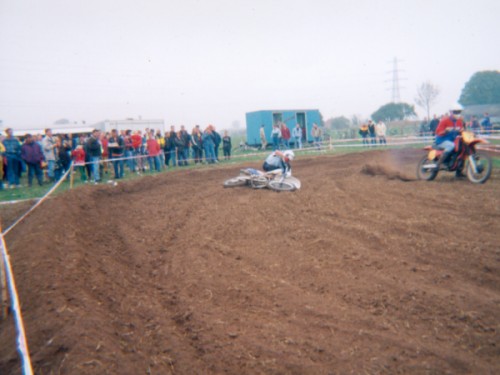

left=283, top=150, right=295, bottom=161
left=450, top=103, right=463, bottom=118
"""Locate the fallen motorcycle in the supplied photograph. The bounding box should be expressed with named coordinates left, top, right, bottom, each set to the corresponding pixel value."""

left=416, top=130, right=492, bottom=184
left=223, top=168, right=301, bottom=191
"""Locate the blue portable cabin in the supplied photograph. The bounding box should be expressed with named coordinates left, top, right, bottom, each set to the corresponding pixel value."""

left=245, top=109, right=322, bottom=147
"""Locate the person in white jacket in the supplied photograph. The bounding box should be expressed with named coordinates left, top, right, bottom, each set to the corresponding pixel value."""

left=292, top=123, right=302, bottom=149
left=375, top=121, right=387, bottom=145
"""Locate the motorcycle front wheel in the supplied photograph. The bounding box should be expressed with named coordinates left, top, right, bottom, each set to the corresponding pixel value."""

left=223, top=177, right=248, bottom=188
left=466, top=152, right=492, bottom=184
left=416, top=155, right=439, bottom=181
left=268, top=180, right=296, bottom=192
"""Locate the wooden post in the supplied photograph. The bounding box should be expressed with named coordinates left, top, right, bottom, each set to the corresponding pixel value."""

left=69, top=162, right=75, bottom=189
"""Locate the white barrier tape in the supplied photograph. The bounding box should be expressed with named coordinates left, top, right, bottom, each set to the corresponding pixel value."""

left=0, top=198, right=40, bottom=206
left=2, top=167, right=71, bottom=237
left=479, top=146, right=500, bottom=154
left=0, top=232, right=33, bottom=375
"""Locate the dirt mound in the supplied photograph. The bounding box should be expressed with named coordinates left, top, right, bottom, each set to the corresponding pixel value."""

left=1, top=148, right=499, bottom=374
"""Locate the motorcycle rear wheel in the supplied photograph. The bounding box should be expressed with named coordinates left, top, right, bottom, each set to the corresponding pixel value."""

left=416, top=155, right=439, bottom=181
left=223, top=177, right=248, bottom=188
left=268, top=180, right=296, bottom=192
left=466, top=152, right=492, bottom=184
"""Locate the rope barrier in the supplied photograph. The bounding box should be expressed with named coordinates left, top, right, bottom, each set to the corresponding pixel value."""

left=2, top=167, right=71, bottom=237
left=0, top=224, right=33, bottom=375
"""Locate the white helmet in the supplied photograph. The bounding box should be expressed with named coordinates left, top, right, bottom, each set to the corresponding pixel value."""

left=450, top=103, right=463, bottom=118
left=283, top=150, right=295, bottom=161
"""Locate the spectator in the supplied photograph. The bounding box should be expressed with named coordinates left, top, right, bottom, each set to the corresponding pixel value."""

left=2, top=128, right=22, bottom=188
left=367, top=120, right=376, bottom=145
left=55, top=136, right=72, bottom=181
left=271, top=123, right=281, bottom=151
left=124, top=130, right=135, bottom=173
left=100, top=132, right=110, bottom=176
left=280, top=122, right=291, bottom=149
left=20, top=133, right=44, bottom=187
left=359, top=123, right=369, bottom=147
left=202, top=126, right=216, bottom=164
left=375, top=120, right=387, bottom=145
left=222, top=130, right=232, bottom=160
left=175, top=130, right=188, bottom=167
left=146, top=132, right=161, bottom=172
left=191, top=125, right=203, bottom=164
left=163, top=130, right=173, bottom=167
left=311, top=123, right=323, bottom=150
left=469, top=116, right=481, bottom=135
left=108, top=129, right=125, bottom=179
left=71, top=144, right=87, bottom=183
left=481, top=112, right=492, bottom=135
left=155, top=130, right=165, bottom=167
left=292, top=123, right=302, bottom=149
left=131, top=130, right=144, bottom=172
left=179, top=125, right=191, bottom=165
left=86, top=129, right=102, bottom=183
left=42, top=128, right=57, bottom=182
left=419, top=117, right=429, bottom=137
left=260, top=124, right=267, bottom=150
left=165, top=126, right=177, bottom=167
left=428, top=114, right=439, bottom=135
left=212, top=126, right=221, bottom=162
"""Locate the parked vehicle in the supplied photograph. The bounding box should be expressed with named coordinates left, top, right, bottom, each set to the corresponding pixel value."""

left=417, top=130, right=492, bottom=184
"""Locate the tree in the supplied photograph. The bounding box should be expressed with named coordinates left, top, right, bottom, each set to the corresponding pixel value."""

left=371, top=102, right=416, bottom=123
left=329, top=116, right=351, bottom=130
left=415, top=81, right=440, bottom=119
left=459, top=70, right=500, bottom=106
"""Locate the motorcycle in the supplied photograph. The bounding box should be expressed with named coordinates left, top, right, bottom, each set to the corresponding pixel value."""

left=223, top=168, right=301, bottom=191
left=416, top=130, right=492, bottom=184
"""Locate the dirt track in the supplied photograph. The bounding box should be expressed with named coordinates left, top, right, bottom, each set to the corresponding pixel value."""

left=0, top=148, right=499, bottom=374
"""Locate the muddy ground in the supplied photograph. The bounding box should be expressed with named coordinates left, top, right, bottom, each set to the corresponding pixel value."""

left=0, top=148, right=499, bottom=374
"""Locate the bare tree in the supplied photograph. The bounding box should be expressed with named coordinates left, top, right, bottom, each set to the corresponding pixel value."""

left=415, top=81, right=440, bottom=119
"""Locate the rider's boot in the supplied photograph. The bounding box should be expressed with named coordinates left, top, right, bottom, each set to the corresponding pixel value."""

left=436, top=151, right=451, bottom=170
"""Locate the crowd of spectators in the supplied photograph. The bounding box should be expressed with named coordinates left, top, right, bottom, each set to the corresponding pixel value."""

left=418, top=112, right=494, bottom=137
left=0, top=125, right=232, bottom=190
left=358, top=120, right=387, bottom=146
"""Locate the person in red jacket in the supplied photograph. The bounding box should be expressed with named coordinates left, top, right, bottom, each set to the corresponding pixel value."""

left=146, top=132, right=161, bottom=172
left=435, top=104, right=465, bottom=176
left=71, top=144, right=87, bottom=182
left=280, top=122, right=291, bottom=149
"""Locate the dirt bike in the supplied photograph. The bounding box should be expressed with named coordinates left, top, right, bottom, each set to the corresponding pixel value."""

left=416, top=130, right=492, bottom=184
left=223, top=168, right=301, bottom=191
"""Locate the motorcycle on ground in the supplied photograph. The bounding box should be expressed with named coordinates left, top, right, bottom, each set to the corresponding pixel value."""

left=416, top=130, right=492, bottom=184
left=223, top=168, right=301, bottom=191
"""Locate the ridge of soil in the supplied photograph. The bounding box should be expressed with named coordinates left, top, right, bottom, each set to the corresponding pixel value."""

left=1, top=148, right=499, bottom=374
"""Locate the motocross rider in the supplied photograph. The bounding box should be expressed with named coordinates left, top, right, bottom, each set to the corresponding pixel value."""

left=435, top=104, right=465, bottom=176
left=262, top=150, right=295, bottom=176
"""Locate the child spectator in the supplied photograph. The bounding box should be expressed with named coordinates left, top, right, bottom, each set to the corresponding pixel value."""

left=71, top=144, right=87, bottom=182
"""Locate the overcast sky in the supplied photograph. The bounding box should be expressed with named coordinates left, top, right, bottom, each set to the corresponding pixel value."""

left=1, top=0, right=499, bottom=130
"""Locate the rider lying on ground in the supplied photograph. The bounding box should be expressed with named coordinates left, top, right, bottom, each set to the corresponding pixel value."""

left=262, top=150, right=295, bottom=176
